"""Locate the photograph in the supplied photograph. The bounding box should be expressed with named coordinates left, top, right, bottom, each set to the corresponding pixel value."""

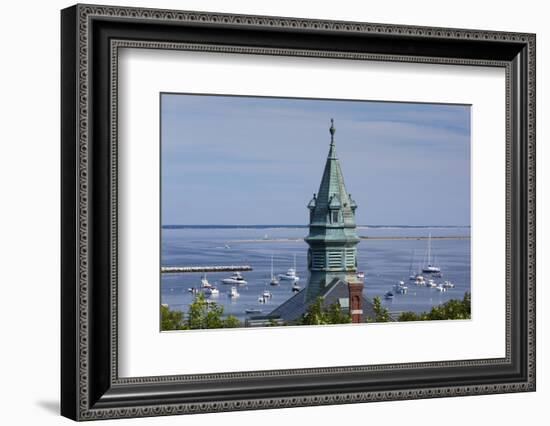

left=160, top=94, right=472, bottom=330
left=58, top=3, right=536, bottom=421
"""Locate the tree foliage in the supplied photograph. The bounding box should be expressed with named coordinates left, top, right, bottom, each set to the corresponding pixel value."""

left=160, top=304, right=186, bottom=330
left=267, top=318, right=280, bottom=327
left=300, top=297, right=327, bottom=325
left=299, top=297, right=351, bottom=325
left=370, top=296, right=390, bottom=323
left=398, top=292, right=471, bottom=322
left=326, top=300, right=353, bottom=324
left=160, top=293, right=242, bottom=331
left=186, top=293, right=211, bottom=329
left=397, top=311, right=419, bottom=322
left=223, top=315, right=241, bottom=328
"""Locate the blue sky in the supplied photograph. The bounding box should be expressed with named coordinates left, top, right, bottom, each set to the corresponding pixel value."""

left=161, top=94, right=470, bottom=226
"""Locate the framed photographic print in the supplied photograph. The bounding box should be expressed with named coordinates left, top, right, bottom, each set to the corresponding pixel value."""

left=61, top=3, right=536, bottom=421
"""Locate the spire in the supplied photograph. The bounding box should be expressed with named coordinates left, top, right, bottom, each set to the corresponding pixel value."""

left=304, top=120, right=361, bottom=302
left=307, top=119, right=357, bottom=227
left=328, top=118, right=337, bottom=159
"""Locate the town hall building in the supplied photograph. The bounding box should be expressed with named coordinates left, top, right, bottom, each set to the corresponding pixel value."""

left=248, top=120, right=377, bottom=326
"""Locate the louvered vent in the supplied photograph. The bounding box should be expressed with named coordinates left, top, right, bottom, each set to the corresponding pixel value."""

left=328, top=251, right=343, bottom=269
left=312, top=251, right=325, bottom=269
left=345, top=249, right=356, bottom=268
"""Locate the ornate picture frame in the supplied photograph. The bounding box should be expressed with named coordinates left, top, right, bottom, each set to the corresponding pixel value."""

left=61, top=4, right=535, bottom=421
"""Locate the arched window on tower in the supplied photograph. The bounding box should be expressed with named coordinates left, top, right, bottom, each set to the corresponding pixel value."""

left=329, top=195, right=341, bottom=224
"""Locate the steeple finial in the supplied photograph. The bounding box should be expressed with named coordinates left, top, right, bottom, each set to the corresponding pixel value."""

left=329, top=118, right=335, bottom=144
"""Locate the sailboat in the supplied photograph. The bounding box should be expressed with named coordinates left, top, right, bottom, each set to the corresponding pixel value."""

left=279, top=254, right=300, bottom=282
left=393, top=280, right=408, bottom=294
left=228, top=286, right=240, bottom=298
left=203, top=286, right=219, bottom=296
left=422, top=233, right=441, bottom=273
left=411, top=251, right=426, bottom=283
left=408, top=250, right=417, bottom=281
left=200, top=274, right=213, bottom=288
left=269, top=254, right=279, bottom=286
left=262, top=288, right=273, bottom=299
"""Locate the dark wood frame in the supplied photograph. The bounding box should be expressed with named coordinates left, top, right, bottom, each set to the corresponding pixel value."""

left=61, top=3, right=536, bottom=421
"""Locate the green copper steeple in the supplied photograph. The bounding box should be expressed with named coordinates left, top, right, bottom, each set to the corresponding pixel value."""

left=304, top=119, right=360, bottom=302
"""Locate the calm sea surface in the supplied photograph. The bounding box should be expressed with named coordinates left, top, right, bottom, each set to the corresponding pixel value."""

left=161, top=226, right=471, bottom=322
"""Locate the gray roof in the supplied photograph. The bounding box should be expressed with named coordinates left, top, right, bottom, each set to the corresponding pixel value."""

left=268, top=279, right=380, bottom=323
left=268, top=288, right=309, bottom=322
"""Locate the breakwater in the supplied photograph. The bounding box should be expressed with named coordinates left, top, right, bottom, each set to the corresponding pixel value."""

left=161, top=265, right=253, bottom=274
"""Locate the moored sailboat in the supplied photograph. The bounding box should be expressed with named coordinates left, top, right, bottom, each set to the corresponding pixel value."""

left=279, top=254, right=300, bottom=282
left=228, top=286, right=240, bottom=298
left=269, top=254, right=279, bottom=286
left=204, top=286, right=219, bottom=296
left=200, top=274, right=213, bottom=288
left=408, top=250, right=417, bottom=280
left=394, top=280, right=408, bottom=294
left=422, top=233, right=441, bottom=274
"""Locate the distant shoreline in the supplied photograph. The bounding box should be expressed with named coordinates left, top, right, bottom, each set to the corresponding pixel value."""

left=359, top=235, right=471, bottom=240
left=360, top=236, right=470, bottom=240
left=163, top=225, right=471, bottom=230
left=226, top=236, right=470, bottom=243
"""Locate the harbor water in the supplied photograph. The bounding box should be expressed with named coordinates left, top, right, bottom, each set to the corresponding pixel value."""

left=161, top=226, right=471, bottom=322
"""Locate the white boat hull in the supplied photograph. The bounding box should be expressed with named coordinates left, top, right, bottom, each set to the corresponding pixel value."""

left=279, top=276, right=299, bottom=282
left=221, top=279, right=247, bottom=285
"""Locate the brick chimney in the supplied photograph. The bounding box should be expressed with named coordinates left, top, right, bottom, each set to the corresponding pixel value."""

left=348, top=280, right=364, bottom=323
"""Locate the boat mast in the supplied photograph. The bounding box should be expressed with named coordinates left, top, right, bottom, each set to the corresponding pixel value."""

left=427, top=233, right=432, bottom=265
left=409, top=250, right=415, bottom=275
left=422, top=245, right=427, bottom=271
